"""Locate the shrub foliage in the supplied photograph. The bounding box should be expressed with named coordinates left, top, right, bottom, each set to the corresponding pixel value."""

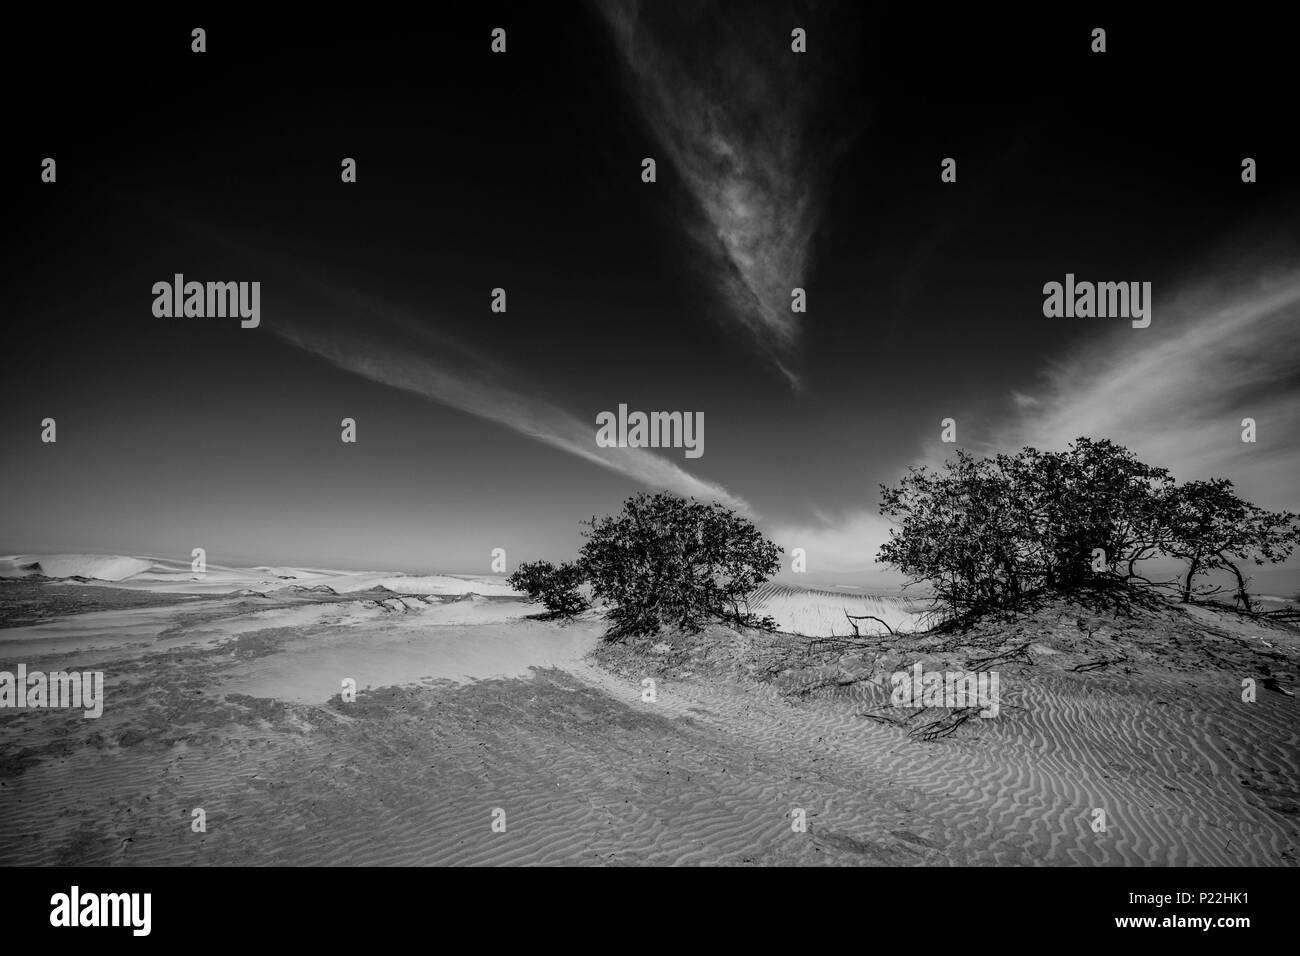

left=878, top=438, right=1299, bottom=614
left=578, top=493, right=781, bottom=637
left=506, top=559, right=590, bottom=617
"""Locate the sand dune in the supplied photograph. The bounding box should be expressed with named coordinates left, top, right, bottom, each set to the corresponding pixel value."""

left=0, top=554, right=155, bottom=581
left=591, top=595, right=1300, bottom=865
left=1, top=572, right=1296, bottom=866
left=0, top=553, right=519, bottom=597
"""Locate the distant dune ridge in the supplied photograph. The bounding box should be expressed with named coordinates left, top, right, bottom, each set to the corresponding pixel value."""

left=0, top=555, right=155, bottom=582
left=1, top=554, right=926, bottom=638
left=0, top=553, right=518, bottom=597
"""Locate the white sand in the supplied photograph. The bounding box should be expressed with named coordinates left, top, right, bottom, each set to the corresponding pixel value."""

left=749, top=582, right=927, bottom=637
left=4, top=559, right=1296, bottom=866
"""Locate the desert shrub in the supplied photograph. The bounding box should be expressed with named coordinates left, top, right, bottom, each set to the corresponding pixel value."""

left=1164, top=478, right=1300, bottom=610
left=506, top=560, right=590, bottom=617
left=578, top=492, right=781, bottom=638
left=996, top=439, right=1177, bottom=588
left=878, top=438, right=1298, bottom=615
left=877, top=450, right=1023, bottom=611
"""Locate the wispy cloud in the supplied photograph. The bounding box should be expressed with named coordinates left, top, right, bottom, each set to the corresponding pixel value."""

left=778, top=264, right=1300, bottom=580
left=163, top=211, right=755, bottom=516
left=274, top=303, right=753, bottom=516
left=992, top=266, right=1300, bottom=510
left=597, top=0, right=853, bottom=386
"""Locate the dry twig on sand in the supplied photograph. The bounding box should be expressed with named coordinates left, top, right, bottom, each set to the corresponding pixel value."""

left=844, top=611, right=897, bottom=637
left=1070, top=656, right=1128, bottom=673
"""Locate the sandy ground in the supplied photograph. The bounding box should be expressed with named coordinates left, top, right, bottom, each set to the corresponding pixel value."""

left=1, top=573, right=1297, bottom=866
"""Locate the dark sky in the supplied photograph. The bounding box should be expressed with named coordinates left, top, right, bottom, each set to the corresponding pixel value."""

left=4, top=4, right=1298, bottom=585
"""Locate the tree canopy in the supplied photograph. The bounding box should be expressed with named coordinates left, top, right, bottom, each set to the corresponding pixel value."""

left=578, top=492, right=781, bottom=637
left=878, top=439, right=1299, bottom=614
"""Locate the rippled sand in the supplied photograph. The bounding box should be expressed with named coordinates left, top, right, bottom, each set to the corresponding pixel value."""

left=1, top=582, right=1296, bottom=865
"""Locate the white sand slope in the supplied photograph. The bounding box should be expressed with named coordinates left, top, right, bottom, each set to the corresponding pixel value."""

left=0, top=554, right=154, bottom=581
left=749, top=582, right=928, bottom=637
